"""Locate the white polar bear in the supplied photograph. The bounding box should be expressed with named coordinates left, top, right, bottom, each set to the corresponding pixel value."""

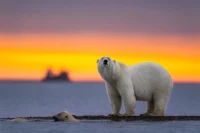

left=97, top=56, right=173, bottom=116
left=53, top=111, right=80, bottom=122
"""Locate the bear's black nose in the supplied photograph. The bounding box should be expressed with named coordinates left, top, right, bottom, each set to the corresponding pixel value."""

left=103, top=59, right=108, bottom=65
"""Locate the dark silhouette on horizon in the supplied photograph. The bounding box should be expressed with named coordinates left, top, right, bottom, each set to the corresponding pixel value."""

left=42, top=69, right=71, bottom=82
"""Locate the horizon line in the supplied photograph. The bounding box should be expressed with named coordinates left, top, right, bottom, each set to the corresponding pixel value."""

left=0, top=79, right=199, bottom=85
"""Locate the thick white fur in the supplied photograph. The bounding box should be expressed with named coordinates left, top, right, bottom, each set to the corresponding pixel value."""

left=10, top=118, right=28, bottom=122
left=53, top=111, right=80, bottom=122
left=97, top=56, right=173, bottom=116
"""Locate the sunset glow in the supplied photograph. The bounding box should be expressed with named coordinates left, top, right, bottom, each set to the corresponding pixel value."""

left=0, top=33, right=200, bottom=83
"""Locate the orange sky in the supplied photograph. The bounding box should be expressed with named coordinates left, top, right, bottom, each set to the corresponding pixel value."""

left=0, top=33, right=200, bottom=83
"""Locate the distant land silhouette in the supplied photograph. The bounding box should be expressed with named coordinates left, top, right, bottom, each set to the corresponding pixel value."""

left=42, top=69, right=71, bottom=82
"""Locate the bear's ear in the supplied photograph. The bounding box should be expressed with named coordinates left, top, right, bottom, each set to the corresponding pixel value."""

left=96, top=59, right=99, bottom=63
left=113, top=60, right=116, bottom=63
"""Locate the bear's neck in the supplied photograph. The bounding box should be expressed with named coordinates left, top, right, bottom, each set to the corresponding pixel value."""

left=102, top=64, right=120, bottom=83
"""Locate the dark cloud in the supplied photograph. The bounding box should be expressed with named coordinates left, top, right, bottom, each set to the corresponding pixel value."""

left=0, top=0, right=200, bottom=34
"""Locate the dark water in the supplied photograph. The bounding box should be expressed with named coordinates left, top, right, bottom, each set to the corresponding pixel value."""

left=0, top=82, right=200, bottom=133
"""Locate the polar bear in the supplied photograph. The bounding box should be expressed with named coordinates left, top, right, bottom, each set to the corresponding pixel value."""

left=52, top=111, right=80, bottom=122
left=10, top=118, right=28, bottom=122
left=10, top=118, right=46, bottom=122
left=97, top=56, right=173, bottom=116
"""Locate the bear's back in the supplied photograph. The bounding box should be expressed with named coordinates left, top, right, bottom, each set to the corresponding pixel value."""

left=128, top=62, right=173, bottom=89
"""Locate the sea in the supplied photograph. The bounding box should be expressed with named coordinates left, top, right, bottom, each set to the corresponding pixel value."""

left=0, top=81, right=200, bottom=133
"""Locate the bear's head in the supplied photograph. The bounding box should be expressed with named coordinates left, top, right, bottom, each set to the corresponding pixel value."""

left=52, top=111, right=80, bottom=122
left=97, top=56, right=116, bottom=69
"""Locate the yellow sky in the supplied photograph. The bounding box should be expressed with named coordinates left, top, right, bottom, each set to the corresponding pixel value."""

left=0, top=33, right=200, bottom=82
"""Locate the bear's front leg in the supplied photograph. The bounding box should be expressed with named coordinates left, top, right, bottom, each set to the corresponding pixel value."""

left=105, top=82, right=122, bottom=116
left=117, top=80, right=136, bottom=116
left=123, top=92, right=136, bottom=116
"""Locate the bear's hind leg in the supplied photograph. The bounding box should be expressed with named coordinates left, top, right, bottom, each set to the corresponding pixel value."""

left=151, top=96, right=168, bottom=116
left=140, top=99, right=155, bottom=116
